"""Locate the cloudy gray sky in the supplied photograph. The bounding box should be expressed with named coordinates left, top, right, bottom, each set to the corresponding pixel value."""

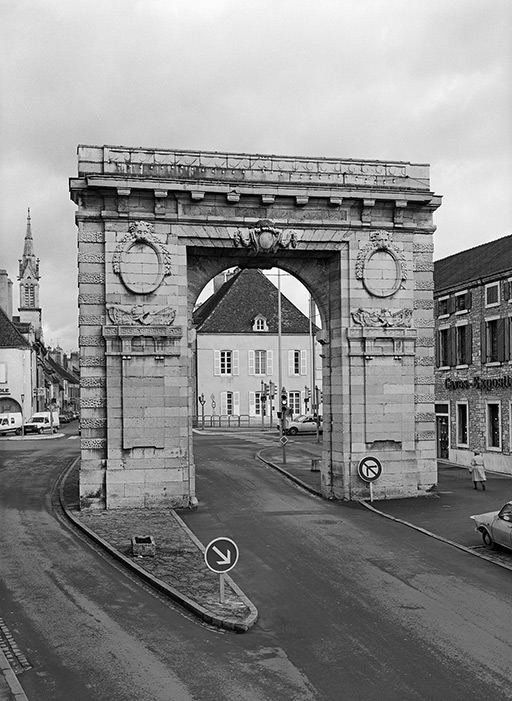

left=1, top=0, right=511, bottom=352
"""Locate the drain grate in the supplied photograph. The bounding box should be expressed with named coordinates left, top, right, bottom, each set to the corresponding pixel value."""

left=0, top=618, right=32, bottom=674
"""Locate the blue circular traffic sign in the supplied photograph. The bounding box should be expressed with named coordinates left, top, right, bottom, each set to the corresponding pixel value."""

left=204, top=537, right=239, bottom=574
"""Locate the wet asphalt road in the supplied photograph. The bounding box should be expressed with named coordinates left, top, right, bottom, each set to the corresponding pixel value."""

left=1, top=427, right=512, bottom=700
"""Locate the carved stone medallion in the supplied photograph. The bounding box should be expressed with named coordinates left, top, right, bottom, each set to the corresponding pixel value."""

left=112, top=221, right=172, bottom=294
left=355, top=230, right=407, bottom=298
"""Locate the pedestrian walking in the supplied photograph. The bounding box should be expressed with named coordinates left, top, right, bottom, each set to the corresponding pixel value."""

left=469, top=450, right=486, bottom=490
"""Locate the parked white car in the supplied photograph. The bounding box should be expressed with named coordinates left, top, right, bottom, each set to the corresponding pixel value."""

left=280, top=415, right=323, bottom=436
left=470, top=501, right=512, bottom=551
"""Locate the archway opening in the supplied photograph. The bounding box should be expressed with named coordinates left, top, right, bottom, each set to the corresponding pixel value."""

left=191, top=264, right=325, bottom=435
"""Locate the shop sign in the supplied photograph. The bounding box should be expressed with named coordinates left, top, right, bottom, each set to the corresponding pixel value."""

left=445, top=375, right=512, bottom=391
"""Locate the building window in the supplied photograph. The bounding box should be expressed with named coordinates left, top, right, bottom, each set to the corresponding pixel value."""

left=486, top=402, right=501, bottom=450
left=221, top=391, right=239, bottom=415
left=437, top=297, right=449, bottom=316
left=485, top=319, right=501, bottom=363
left=220, top=350, right=232, bottom=375
left=485, top=282, right=500, bottom=307
left=455, top=324, right=471, bottom=365
left=438, top=327, right=451, bottom=367
left=254, top=350, right=267, bottom=375
left=289, top=350, right=307, bottom=376
left=214, top=350, right=239, bottom=375
left=456, top=402, right=469, bottom=447
left=288, top=391, right=301, bottom=416
left=253, top=316, right=268, bottom=332
left=455, top=291, right=471, bottom=313
left=248, top=350, right=273, bottom=376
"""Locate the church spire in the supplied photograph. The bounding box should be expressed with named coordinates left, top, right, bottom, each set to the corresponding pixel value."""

left=18, top=207, right=40, bottom=281
left=17, top=208, right=42, bottom=340
left=22, top=207, right=36, bottom=259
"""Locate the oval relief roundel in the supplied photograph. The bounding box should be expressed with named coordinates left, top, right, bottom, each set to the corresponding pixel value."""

left=355, top=230, right=407, bottom=298
left=112, top=221, right=172, bottom=295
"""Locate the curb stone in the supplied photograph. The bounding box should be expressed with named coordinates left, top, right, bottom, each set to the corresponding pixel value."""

left=57, top=459, right=258, bottom=632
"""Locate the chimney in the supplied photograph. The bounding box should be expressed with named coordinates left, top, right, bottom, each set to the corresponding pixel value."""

left=0, top=270, right=13, bottom=318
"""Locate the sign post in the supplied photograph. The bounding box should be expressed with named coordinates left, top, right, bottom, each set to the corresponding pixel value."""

left=357, top=456, right=382, bottom=502
left=204, top=537, right=239, bottom=603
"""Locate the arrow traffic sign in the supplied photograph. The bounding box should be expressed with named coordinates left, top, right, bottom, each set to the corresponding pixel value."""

left=204, top=537, right=239, bottom=574
left=357, top=456, right=382, bottom=483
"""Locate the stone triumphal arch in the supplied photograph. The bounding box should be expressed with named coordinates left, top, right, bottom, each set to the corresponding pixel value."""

left=70, top=145, right=441, bottom=509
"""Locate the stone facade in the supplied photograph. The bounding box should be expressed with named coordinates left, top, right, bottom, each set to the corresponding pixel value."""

left=434, top=239, right=512, bottom=474
left=70, top=145, right=441, bottom=508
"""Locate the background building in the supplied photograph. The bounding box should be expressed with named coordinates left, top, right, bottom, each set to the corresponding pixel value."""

left=0, top=211, right=79, bottom=421
left=193, top=268, right=322, bottom=426
left=434, top=234, right=512, bottom=473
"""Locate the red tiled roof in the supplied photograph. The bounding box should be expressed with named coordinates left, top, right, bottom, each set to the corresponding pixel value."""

left=193, top=268, right=312, bottom=334
left=434, top=234, right=512, bottom=293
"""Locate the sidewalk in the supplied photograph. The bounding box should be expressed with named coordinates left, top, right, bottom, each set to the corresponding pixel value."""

left=258, top=443, right=512, bottom=566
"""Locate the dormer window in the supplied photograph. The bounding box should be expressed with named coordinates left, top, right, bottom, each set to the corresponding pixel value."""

left=253, top=315, right=268, bottom=332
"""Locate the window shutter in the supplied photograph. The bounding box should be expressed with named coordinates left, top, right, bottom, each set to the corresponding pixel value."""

left=214, top=350, right=221, bottom=376
left=497, top=318, right=506, bottom=362
left=288, top=350, right=294, bottom=375
left=234, top=392, right=240, bottom=415
left=435, top=330, right=440, bottom=367
left=448, top=296, right=456, bottom=314
left=504, top=318, right=511, bottom=361
left=220, top=392, right=227, bottom=415
left=267, top=350, right=273, bottom=375
left=503, top=281, right=511, bottom=300
left=248, top=350, right=255, bottom=376
left=233, top=350, right=239, bottom=376
left=465, top=291, right=472, bottom=310
left=449, top=327, right=456, bottom=367
left=249, top=392, right=255, bottom=416
left=300, top=350, right=307, bottom=375
left=481, top=321, right=487, bottom=363
left=466, top=324, right=473, bottom=365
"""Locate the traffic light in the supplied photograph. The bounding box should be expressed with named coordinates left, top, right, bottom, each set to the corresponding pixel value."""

left=305, top=386, right=310, bottom=400
left=281, top=387, right=288, bottom=410
left=268, top=381, right=275, bottom=398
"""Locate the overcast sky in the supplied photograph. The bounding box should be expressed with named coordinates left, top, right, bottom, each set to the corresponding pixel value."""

left=1, top=0, right=511, bottom=352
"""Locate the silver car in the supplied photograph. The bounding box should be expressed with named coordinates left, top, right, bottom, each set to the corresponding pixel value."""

left=470, top=501, right=512, bottom=551
left=281, top=415, right=323, bottom=436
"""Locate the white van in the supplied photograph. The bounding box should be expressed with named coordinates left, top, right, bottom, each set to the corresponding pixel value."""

left=24, top=411, right=60, bottom=434
left=0, top=412, right=23, bottom=436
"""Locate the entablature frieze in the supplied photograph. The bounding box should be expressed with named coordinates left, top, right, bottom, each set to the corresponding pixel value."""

left=102, top=324, right=183, bottom=357
left=347, top=326, right=418, bottom=358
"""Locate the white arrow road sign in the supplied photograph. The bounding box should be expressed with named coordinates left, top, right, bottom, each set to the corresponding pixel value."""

left=204, top=537, right=239, bottom=574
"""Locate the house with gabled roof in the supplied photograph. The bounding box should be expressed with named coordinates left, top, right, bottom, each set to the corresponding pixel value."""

left=434, top=234, right=512, bottom=473
left=193, top=268, right=322, bottom=425
left=0, top=304, right=34, bottom=418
